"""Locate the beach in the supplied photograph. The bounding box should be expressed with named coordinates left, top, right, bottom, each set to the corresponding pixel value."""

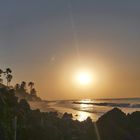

left=29, top=98, right=140, bottom=121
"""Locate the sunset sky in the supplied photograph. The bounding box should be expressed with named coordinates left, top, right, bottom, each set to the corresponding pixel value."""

left=0, top=0, right=140, bottom=100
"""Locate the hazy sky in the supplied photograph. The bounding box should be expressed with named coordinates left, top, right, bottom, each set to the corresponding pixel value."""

left=0, top=0, right=140, bottom=100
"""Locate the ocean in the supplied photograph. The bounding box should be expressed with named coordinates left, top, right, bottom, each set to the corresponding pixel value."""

left=30, top=98, right=140, bottom=122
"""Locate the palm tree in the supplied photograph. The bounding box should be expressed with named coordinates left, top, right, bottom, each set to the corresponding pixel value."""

left=20, top=81, right=26, bottom=90
left=6, top=74, right=13, bottom=86
left=30, top=88, right=37, bottom=97
left=28, top=82, right=34, bottom=92
left=15, top=81, right=26, bottom=98
left=3, top=68, right=12, bottom=86
left=15, top=84, right=20, bottom=91
left=5, top=68, right=12, bottom=74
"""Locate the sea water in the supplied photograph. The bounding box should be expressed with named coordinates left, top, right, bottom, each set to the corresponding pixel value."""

left=47, top=98, right=140, bottom=121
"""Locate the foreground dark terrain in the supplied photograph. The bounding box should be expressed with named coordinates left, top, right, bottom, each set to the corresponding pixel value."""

left=0, top=86, right=140, bottom=140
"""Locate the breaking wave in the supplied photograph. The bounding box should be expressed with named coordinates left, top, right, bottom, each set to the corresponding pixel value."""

left=73, top=101, right=140, bottom=108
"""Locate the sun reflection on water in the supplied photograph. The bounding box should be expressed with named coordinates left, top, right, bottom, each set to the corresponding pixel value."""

left=80, top=103, right=90, bottom=108
left=76, top=102, right=93, bottom=121
left=75, top=100, right=98, bottom=121
left=77, top=111, right=91, bottom=121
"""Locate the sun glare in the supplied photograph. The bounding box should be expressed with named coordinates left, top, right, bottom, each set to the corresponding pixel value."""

left=75, top=70, right=93, bottom=86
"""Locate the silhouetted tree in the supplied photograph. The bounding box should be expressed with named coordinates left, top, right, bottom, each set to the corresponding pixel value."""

left=3, top=68, right=12, bottom=86
left=28, top=82, right=34, bottom=92
left=15, top=84, right=20, bottom=91
left=20, top=81, right=26, bottom=91
left=30, top=88, right=37, bottom=97
left=6, top=74, right=13, bottom=86
left=5, top=68, right=12, bottom=74
left=18, top=81, right=27, bottom=97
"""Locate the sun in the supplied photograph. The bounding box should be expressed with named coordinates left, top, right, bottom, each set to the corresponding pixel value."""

left=75, top=70, right=92, bottom=86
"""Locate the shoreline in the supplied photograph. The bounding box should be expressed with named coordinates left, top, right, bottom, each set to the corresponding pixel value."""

left=29, top=101, right=99, bottom=121
left=29, top=100, right=140, bottom=122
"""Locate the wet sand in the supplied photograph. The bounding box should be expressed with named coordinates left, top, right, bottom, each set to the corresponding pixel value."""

left=29, top=101, right=99, bottom=121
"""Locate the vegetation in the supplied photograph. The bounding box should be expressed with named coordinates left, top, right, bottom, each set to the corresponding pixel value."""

left=0, top=68, right=12, bottom=86
left=14, top=81, right=41, bottom=101
left=0, top=68, right=41, bottom=101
